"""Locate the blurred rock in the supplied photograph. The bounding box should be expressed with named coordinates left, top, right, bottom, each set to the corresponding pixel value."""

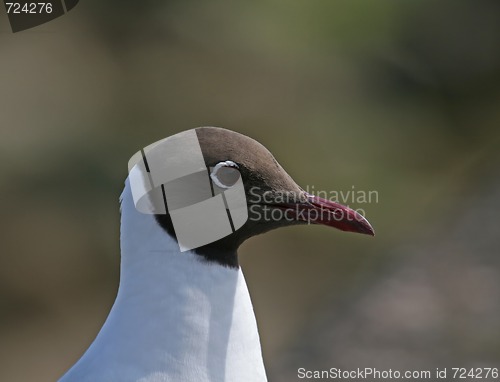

left=271, top=168, right=500, bottom=381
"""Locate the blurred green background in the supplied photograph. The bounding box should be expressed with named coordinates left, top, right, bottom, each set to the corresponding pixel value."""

left=1, top=1, right=500, bottom=381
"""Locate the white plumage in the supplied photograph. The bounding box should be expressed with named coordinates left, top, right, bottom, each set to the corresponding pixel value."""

left=59, top=179, right=267, bottom=382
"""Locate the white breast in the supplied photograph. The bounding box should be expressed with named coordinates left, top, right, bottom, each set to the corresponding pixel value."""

left=58, top=180, right=267, bottom=382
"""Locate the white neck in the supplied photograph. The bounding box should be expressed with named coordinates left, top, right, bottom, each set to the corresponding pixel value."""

left=59, top=180, right=267, bottom=382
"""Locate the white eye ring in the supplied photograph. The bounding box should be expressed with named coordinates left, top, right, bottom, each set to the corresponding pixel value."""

left=210, top=161, right=240, bottom=189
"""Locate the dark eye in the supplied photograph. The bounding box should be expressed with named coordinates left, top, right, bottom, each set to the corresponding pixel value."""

left=210, top=161, right=240, bottom=189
